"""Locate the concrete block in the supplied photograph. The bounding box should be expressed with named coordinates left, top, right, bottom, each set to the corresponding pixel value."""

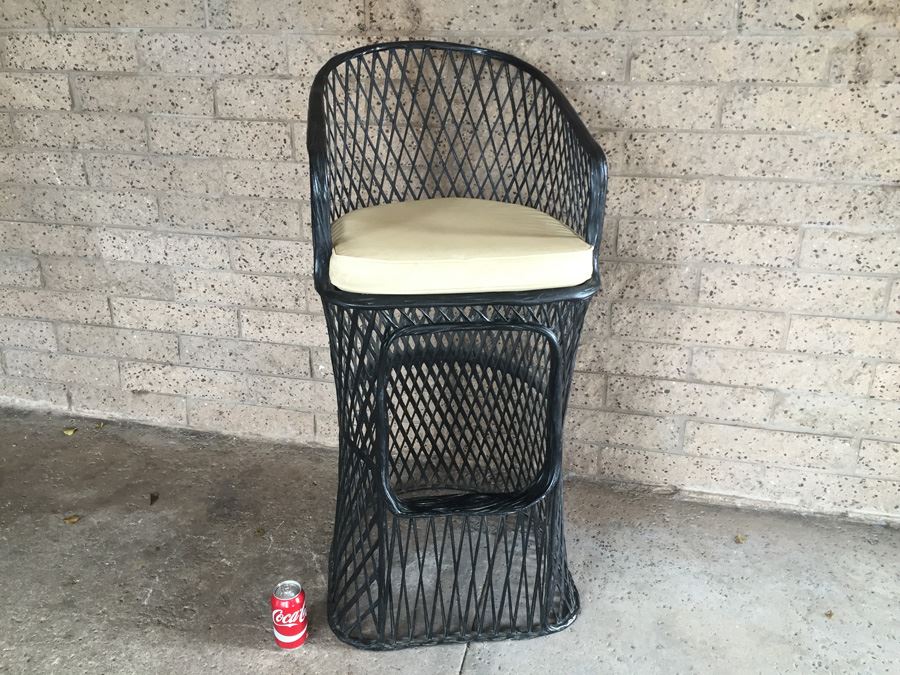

left=216, top=78, right=307, bottom=120
left=368, top=0, right=618, bottom=31
left=566, top=84, right=719, bottom=131
left=739, top=0, right=900, bottom=32
left=563, top=439, right=600, bottom=477
left=570, top=372, right=606, bottom=408
left=228, top=239, right=313, bottom=275
left=616, top=219, right=799, bottom=268
left=5, top=33, right=138, bottom=71
left=691, top=348, right=873, bottom=397
left=70, top=385, right=187, bottom=425
left=187, top=399, right=314, bottom=441
left=57, top=324, right=178, bottom=362
left=871, top=363, right=900, bottom=402
left=111, top=298, right=237, bottom=337
left=597, top=448, right=768, bottom=498
left=148, top=118, right=292, bottom=160
left=566, top=409, right=678, bottom=451
left=722, top=85, right=900, bottom=134
left=616, top=131, right=900, bottom=183
left=75, top=75, right=213, bottom=115
left=706, top=179, right=900, bottom=231
left=85, top=154, right=222, bottom=194
left=0, top=115, right=13, bottom=145
left=616, top=0, right=733, bottom=30
left=180, top=336, right=311, bottom=378
left=40, top=256, right=175, bottom=299
left=209, top=0, right=365, bottom=30
left=0, top=317, right=55, bottom=351
left=0, top=186, right=157, bottom=227
left=699, top=267, right=889, bottom=316
left=97, top=229, right=230, bottom=270
left=607, top=177, right=704, bottom=219
left=786, top=316, right=900, bottom=360
left=487, top=36, right=627, bottom=82
left=0, top=289, right=111, bottom=324
left=13, top=112, right=146, bottom=151
left=288, top=36, right=373, bottom=79
left=799, top=229, right=900, bottom=274
left=0, top=253, right=41, bottom=287
left=240, top=309, right=329, bottom=347
left=121, top=362, right=334, bottom=411
left=600, top=261, right=696, bottom=303
left=159, top=195, right=301, bottom=238
left=607, top=375, right=773, bottom=423
left=174, top=270, right=303, bottom=310
left=831, top=37, right=900, bottom=83
left=773, top=391, right=900, bottom=436
left=0, top=73, right=70, bottom=110
left=5, top=350, right=119, bottom=387
left=0, top=151, right=87, bottom=187
left=684, top=421, right=857, bottom=472
left=0, top=375, right=67, bottom=409
left=310, top=347, right=333, bottom=381
left=314, top=412, right=339, bottom=445
left=303, top=278, right=322, bottom=314
left=576, top=337, right=691, bottom=379
left=857, top=440, right=900, bottom=478
left=139, top=34, right=287, bottom=75
left=220, top=159, right=308, bottom=199
left=631, top=36, right=829, bottom=83
left=0, top=222, right=99, bottom=257
left=612, top=302, right=786, bottom=348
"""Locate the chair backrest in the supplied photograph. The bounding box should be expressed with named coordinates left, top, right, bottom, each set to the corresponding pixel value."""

left=308, top=41, right=604, bottom=248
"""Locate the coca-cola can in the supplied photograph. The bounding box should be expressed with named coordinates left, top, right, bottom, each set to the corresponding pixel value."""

left=271, top=580, right=308, bottom=649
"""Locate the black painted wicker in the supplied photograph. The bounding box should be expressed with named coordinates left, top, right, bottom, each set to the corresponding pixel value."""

left=307, top=41, right=607, bottom=649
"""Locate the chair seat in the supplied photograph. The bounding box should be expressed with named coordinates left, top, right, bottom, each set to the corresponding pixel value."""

left=329, top=197, right=593, bottom=295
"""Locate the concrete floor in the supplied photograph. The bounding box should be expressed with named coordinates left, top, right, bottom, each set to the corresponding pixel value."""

left=0, top=408, right=898, bottom=674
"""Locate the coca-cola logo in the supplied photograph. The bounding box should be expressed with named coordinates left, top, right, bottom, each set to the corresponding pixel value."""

left=272, top=607, right=307, bottom=627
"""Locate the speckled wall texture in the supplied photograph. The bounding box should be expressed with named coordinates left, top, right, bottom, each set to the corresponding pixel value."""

left=0, top=1, right=898, bottom=520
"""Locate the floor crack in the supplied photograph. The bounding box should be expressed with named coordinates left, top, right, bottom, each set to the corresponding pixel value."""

left=458, top=642, right=470, bottom=674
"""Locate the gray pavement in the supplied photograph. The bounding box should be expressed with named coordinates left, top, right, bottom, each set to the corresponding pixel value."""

left=1, top=407, right=897, bottom=674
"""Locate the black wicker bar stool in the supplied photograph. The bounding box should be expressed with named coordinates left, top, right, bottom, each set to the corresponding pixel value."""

left=307, top=41, right=607, bottom=649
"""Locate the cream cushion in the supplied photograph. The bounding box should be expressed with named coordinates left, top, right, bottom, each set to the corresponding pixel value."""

left=329, top=197, right=593, bottom=295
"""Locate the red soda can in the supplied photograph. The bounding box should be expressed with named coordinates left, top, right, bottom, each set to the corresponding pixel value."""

left=271, top=580, right=308, bottom=649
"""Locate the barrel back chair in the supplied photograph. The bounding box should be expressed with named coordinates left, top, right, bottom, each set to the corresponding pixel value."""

left=307, top=40, right=607, bottom=649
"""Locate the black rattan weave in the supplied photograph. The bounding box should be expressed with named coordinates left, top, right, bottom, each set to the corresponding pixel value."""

left=307, top=41, right=607, bottom=649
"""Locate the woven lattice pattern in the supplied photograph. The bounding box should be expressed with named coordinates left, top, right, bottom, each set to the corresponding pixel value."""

left=307, top=42, right=607, bottom=649
left=325, top=302, right=585, bottom=646
left=318, top=44, right=596, bottom=241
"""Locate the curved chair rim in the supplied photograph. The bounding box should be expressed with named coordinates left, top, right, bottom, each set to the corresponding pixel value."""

left=306, top=39, right=607, bottom=310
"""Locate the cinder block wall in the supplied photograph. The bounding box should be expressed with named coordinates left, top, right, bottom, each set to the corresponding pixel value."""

left=0, top=1, right=898, bottom=520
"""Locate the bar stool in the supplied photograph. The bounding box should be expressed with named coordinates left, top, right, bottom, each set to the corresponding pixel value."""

left=306, top=41, right=607, bottom=649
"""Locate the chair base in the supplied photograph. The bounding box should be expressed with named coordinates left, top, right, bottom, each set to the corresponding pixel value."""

left=322, top=297, right=591, bottom=650
left=328, top=585, right=580, bottom=651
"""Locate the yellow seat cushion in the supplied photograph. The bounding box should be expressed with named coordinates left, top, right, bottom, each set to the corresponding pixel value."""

left=329, top=197, right=593, bottom=295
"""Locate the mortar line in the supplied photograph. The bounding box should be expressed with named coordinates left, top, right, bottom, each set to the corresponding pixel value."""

left=6, top=166, right=898, bottom=193
left=4, top=25, right=899, bottom=38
